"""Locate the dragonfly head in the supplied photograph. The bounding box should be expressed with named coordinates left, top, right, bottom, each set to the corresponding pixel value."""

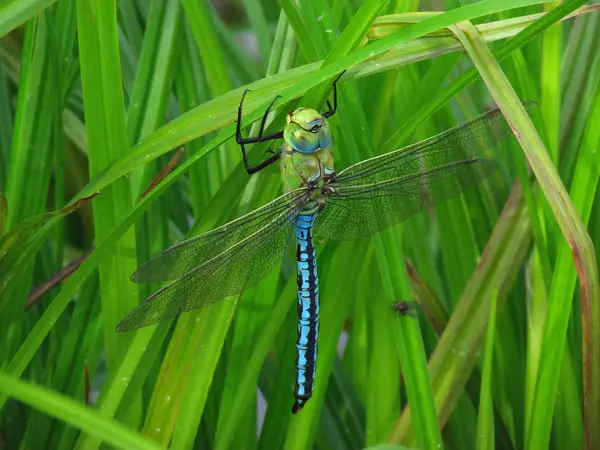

left=284, top=107, right=332, bottom=153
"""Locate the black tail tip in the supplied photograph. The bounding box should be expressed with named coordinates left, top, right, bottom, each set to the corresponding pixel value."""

left=292, top=399, right=306, bottom=414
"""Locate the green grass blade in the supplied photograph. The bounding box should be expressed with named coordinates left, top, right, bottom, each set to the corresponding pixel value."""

left=374, top=229, right=442, bottom=449
left=0, top=0, right=56, bottom=37
left=0, top=371, right=162, bottom=450
left=450, top=6, right=599, bottom=448
left=539, top=2, right=561, bottom=165
left=3, top=2, right=599, bottom=448
left=76, top=0, right=139, bottom=375
left=73, top=0, right=552, bottom=202
left=0, top=192, right=6, bottom=236
left=476, top=291, right=497, bottom=450
left=0, top=131, right=223, bottom=411
left=390, top=184, right=531, bottom=443
left=241, top=0, right=272, bottom=66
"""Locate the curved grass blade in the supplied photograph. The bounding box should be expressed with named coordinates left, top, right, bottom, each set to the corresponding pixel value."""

left=131, top=189, right=306, bottom=283
left=0, top=370, right=161, bottom=450
left=117, top=200, right=303, bottom=331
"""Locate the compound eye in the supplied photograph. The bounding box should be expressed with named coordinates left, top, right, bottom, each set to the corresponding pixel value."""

left=311, top=125, right=320, bottom=133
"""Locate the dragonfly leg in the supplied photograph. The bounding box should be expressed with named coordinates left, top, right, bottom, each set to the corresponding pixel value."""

left=258, top=94, right=280, bottom=138
left=322, top=70, right=346, bottom=118
left=236, top=89, right=284, bottom=175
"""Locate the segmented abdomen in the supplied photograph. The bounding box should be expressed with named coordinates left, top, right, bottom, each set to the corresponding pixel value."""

left=292, top=212, right=319, bottom=413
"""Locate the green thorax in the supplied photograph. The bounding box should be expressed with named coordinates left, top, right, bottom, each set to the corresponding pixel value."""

left=280, top=107, right=335, bottom=199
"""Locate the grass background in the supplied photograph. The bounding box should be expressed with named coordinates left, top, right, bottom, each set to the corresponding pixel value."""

left=0, top=0, right=599, bottom=449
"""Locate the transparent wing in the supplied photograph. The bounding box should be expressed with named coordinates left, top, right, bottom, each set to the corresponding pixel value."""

left=313, top=104, right=523, bottom=240
left=333, top=105, right=521, bottom=185
left=315, top=159, right=497, bottom=239
left=117, top=203, right=301, bottom=331
left=132, top=188, right=307, bottom=283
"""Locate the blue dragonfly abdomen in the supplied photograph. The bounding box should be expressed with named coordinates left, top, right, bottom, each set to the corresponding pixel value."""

left=293, top=211, right=320, bottom=413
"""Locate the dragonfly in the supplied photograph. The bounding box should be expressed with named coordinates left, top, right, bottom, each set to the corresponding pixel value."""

left=117, top=71, right=523, bottom=413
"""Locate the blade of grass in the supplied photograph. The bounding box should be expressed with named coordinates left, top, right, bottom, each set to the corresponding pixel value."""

left=0, top=128, right=224, bottom=413
left=278, top=0, right=327, bottom=60
left=241, top=0, right=272, bottom=66
left=0, top=371, right=162, bottom=450
left=76, top=0, right=139, bottom=376
left=0, top=0, right=580, bottom=428
left=476, top=290, right=497, bottom=450
left=0, top=192, right=6, bottom=236
left=390, top=182, right=531, bottom=443
left=452, top=13, right=599, bottom=449
left=540, top=2, right=561, bottom=165
left=74, top=0, right=552, bottom=202
left=375, top=229, right=442, bottom=449
left=0, top=0, right=57, bottom=38
left=0, top=62, right=12, bottom=190
left=302, top=0, right=390, bottom=108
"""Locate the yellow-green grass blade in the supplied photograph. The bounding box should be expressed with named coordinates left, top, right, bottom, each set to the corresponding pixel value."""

left=182, top=0, right=238, bottom=178
left=72, top=0, right=552, bottom=203
left=0, top=0, right=556, bottom=400
left=390, top=183, right=531, bottom=443
left=0, top=371, right=162, bottom=450
left=540, top=2, right=561, bottom=165
left=376, top=229, right=441, bottom=449
left=139, top=8, right=295, bottom=446
left=0, top=4, right=596, bottom=445
left=0, top=0, right=56, bottom=38
left=76, top=0, right=139, bottom=378
left=0, top=0, right=568, bottom=409
left=302, top=0, right=390, bottom=109
left=0, top=192, right=6, bottom=236
left=0, top=129, right=225, bottom=413
left=451, top=11, right=600, bottom=449
left=241, top=0, right=272, bottom=66
left=476, top=290, right=497, bottom=450
left=452, top=9, right=598, bottom=447
left=278, top=0, right=328, bottom=61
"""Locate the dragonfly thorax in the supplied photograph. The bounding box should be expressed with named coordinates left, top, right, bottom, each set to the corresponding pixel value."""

left=284, top=107, right=332, bottom=153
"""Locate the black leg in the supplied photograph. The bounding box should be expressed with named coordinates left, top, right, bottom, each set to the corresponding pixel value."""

left=322, top=70, right=346, bottom=118
left=258, top=94, right=280, bottom=138
left=236, top=89, right=284, bottom=175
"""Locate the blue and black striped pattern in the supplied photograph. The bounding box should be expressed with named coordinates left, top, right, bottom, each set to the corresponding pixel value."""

left=292, top=211, right=319, bottom=413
